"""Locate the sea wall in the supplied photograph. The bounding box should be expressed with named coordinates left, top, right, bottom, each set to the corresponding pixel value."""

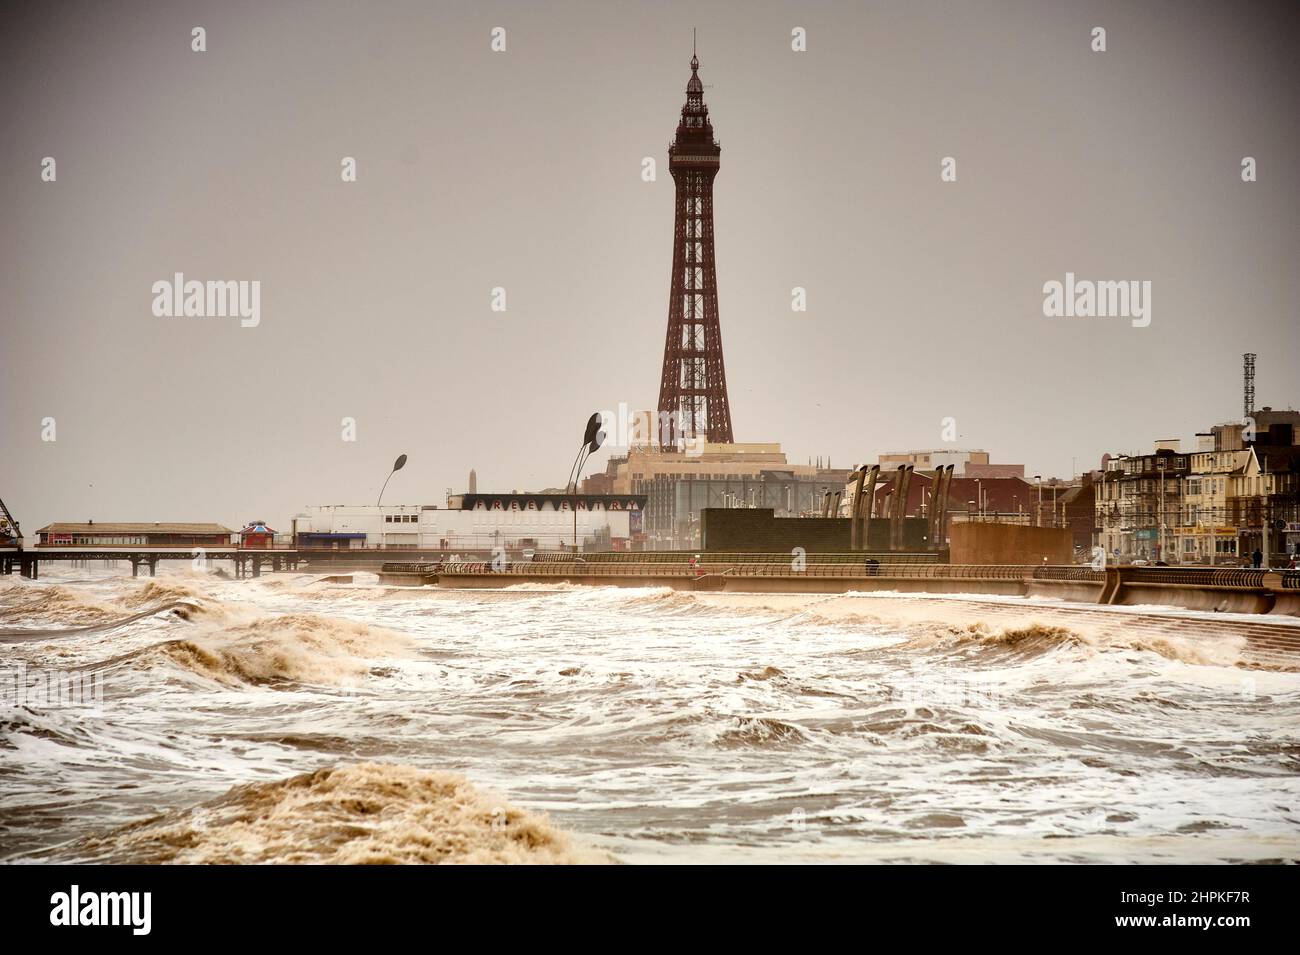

left=433, top=564, right=1300, bottom=617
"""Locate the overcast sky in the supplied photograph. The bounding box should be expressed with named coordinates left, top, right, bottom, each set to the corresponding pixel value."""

left=3, top=0, right=1297, bottom=533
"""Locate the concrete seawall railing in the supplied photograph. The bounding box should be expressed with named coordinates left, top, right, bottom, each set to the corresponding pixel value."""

left=426, top=561, right=1300, bottom=617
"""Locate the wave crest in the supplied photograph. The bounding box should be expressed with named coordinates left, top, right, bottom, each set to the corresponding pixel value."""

left=714, top=716, right=808, bottom=747
left=68, top=763, right=609, bottom=864
left=901, top=618, right=1260, bottom=668
left=0, top=582, right=116, bottom=625
left=154, top=612, right=408, bottom=686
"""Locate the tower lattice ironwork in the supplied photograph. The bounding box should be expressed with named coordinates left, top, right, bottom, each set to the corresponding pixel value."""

left=656, top=48, right=734, bottom=447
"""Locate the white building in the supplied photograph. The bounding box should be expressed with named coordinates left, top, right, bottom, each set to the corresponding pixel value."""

left=293, top=493, right=645, bottom=553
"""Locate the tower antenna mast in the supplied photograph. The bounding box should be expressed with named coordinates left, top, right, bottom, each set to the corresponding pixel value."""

left=1243, top=352, right=1256, bottom=419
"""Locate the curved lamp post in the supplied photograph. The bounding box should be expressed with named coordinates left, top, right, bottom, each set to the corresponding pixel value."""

left=378, top=454, right=408, bottom=507
left=567, top=414, right=606, bottom=554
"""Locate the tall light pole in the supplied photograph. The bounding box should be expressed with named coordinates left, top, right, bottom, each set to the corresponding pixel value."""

left=1262, top=455, right=1271, bottom=569
left=567, top=414, right=606, bottom=554
left=378, top=454, right=408, bottom=507
left=1034, top=474, right=1042, bottom=527
left=1157, top=458, right=1167, bottom=561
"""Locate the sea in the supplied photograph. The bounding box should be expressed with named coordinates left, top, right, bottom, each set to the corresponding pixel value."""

left=2, top=564, right=1298, bottom=864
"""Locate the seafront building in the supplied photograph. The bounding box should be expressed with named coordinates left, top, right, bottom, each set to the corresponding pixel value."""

left=877, top=449, right=1024, bottom=479
left=292, top=492, right=646, bottom=553
left=583, top=442, right=851, bottom=549
left=1096, top=408, right=1300, bottom=563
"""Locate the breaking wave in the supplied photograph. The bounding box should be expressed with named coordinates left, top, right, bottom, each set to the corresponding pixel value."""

left=0, top=577, right=221, bottom=640
left=897, top=619, right=1259, bottom=668
left=737, top=665, right=786, bottom=682
left=65, top=762, right=609, bottom=864
left=713, top=716, right=809, bottom=747
left=0, top=582, right=117, bottom=625
left=116, top=580, right=209, bottom=609
left=150, top=612, right=410, bottom=686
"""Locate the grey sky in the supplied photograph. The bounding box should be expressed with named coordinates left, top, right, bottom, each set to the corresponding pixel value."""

left=3, top=0, right=1297, bottom=533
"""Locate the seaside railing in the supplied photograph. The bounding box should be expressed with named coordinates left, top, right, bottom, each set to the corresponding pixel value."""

left=1030, top=566, right=1108, bottom=582
left=436, top=561, right=1089, bottom=580
left=529, top=551, right=939, bottom=565
left=1123, top=567, right=1266, bottom=588
left=387, top=559, right=1297, bottom=593
left=380, top=561, right=443, bottom=574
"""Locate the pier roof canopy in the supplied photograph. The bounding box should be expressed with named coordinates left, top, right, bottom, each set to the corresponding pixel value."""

left=36, top=522, right=235, bottom=536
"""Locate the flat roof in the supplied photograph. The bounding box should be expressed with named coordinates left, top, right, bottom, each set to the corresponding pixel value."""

left=37, top=522, right=234, bottom=535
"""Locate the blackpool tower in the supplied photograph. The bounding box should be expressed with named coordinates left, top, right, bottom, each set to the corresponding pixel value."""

left=656, top=47, right=734, bottom=447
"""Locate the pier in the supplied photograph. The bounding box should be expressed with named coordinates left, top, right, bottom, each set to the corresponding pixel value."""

left=0, top=545, right=507, bottom=580
left=0, top=546, right=301, bottom=579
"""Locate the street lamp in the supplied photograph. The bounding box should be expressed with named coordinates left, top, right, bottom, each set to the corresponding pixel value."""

left=567, top=413, right=606, bottom=554
left=378, top=454, right=408, bottom=507
left=1034, top=474, right=1042, bottom=527
left=1156, top=458, right=1167, bottom=562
